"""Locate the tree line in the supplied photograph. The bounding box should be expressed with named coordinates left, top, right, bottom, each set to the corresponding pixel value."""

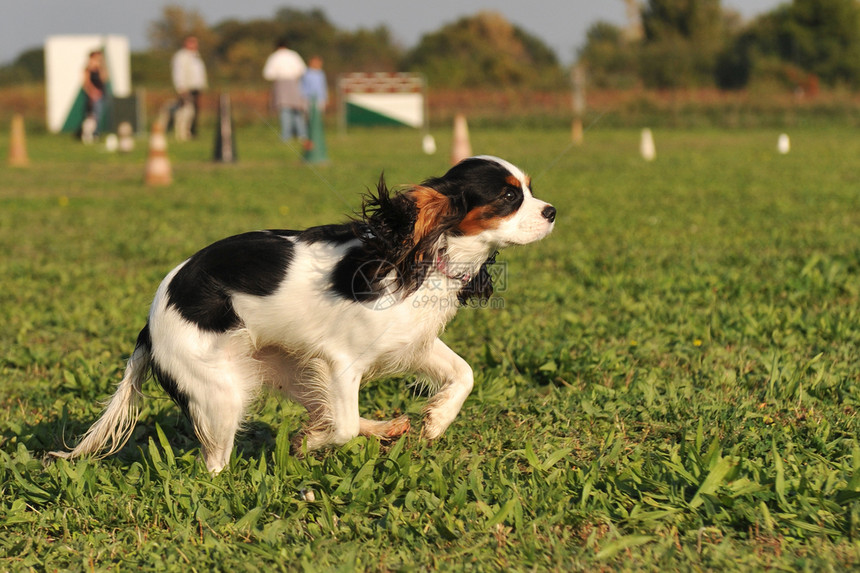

left=582, top=0, right=860, bottom=92
left=0, top=6, right=565, bottom=90
left=3, top=1, right=860, bottom=93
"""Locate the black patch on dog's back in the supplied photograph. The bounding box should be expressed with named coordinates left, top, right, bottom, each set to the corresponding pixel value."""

left=299, top=223, right=397, bottom=302
left=297, top=223, right=362, bottom=245
left=330, top=247, right=396, bottom=302
left=167, top=231, right=295, bottom=332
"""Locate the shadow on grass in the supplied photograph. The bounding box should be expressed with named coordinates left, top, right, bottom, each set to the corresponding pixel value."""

left=3, top=406, right=278, bottom=469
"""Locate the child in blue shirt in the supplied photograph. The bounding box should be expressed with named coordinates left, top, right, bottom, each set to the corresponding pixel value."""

left=302, top=56, right=328, bottom=111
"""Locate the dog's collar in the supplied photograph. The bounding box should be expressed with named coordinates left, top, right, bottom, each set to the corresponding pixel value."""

left=435, top=253, right=473, bottom=284
left=433, top=250, right=498, bottom=284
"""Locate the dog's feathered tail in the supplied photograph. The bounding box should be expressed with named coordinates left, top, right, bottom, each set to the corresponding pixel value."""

left=51, top=327, right=151, bottom=461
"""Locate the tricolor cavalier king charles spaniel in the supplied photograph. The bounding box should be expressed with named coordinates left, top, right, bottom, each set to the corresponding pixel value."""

left=55, top=156, right=556, bottom=473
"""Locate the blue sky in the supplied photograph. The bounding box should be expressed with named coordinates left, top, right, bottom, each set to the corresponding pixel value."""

left=2, top=0, right=786, bottom=66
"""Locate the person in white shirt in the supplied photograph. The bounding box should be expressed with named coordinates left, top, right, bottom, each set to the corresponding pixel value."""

left=262, top=38, right=309, bottom=147
left=171, top=36, right=208, bottom=138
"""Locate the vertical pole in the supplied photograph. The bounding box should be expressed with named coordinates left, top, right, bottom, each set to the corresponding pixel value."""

left=136, top=87, right=147, bottom=136
left=571, top=64, right=586, bottom=145
left=213, top=93, right=236, bottom=163
left=220, top=94, right=233, bottom=162
left=422, top=74, right=430, bottom=136
left=8, top=113, right=30, bottom=167
left=337, top=76, right=346, bottom=135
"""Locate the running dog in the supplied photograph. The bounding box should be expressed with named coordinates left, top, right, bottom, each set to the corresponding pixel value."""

left=53, top=156, right=556, bottom=473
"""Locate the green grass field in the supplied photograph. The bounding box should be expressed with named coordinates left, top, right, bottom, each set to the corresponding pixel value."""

left=2, top=123, right=859, bottom=571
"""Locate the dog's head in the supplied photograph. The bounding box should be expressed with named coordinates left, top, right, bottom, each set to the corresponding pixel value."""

left=360, top=156, right=555, bottom=301
left=418, top=155, right=556, bottom=248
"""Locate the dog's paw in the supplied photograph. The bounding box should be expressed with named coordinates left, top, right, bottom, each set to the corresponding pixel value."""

left=384, top=415, right=411, bottom=439
left=421, top=414, right=449, bottom=441
left=359, top=415, right=411, bottom=440
left=289, top=429, right=329, bottom=456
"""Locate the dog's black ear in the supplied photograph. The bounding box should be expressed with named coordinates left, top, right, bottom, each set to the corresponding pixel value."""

left=354, top=174, right=424, bottom=295
left=360, top=174, right=417, bottom=251
left=358, top=176, right=465, bottom=296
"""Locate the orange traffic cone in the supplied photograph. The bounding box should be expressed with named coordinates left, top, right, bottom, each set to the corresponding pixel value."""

left=144, top=122, right=172, bottom=186
left=571, top=118, right=583, bottom=145
left=8, top=114, right=29, bottom=167
left=451, top=113, right=472, bottom=165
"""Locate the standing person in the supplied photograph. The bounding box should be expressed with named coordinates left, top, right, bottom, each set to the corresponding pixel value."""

left=301, top=56, right=329, bottom=162
left=301, top=55, right=328, bottom=112
left=171, top=36, right=208, bottom=138
left=82, top=50, right=108, bottom=141
left=262, top=38, right=308, bottom=148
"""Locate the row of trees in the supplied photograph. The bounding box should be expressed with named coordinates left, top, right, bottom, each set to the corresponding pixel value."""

left=0, top=7, right=566, bottom=90
left=3, top=1, right=860, bottom=92
left=582, top=0, right=860, bottom=91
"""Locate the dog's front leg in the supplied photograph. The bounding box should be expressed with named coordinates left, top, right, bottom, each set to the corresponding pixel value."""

left=291, top=359, right=362, bottom=453
left=417, top=338, right=475, bottom=440
left=327, top=362, right=363, bottom=445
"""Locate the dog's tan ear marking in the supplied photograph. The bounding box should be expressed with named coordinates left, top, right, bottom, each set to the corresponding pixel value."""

left=458, top=205, right=503, bottom=235
left=410, top=186, right=451, bottom=249
left=505, top=174, right=522, bottom=189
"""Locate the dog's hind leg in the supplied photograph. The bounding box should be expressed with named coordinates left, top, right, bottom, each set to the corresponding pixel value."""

left=153, top=361, right=248, bottom=474
left=189, top=384, right=246, bottom=474
left=415, top=338, right=474, bottom=440
left=152, top=333, right=258, bottom=474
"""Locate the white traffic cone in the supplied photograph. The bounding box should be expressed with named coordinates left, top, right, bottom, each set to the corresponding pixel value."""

left=144, top=122, right=172, bottom=186
left=118, top=122, right=135, bottom=153
left=777, top=133, right=790, bottom=154
left=640, top=128, right=656, bottom=161
left=422, top=133, right=437, bottom=155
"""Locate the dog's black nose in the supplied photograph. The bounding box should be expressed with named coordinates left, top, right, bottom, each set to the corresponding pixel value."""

left=542, top=205, right=556, bottom=223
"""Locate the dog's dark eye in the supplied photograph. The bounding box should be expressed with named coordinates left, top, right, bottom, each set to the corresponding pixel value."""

left=503, top=189, right=518, bottom=202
